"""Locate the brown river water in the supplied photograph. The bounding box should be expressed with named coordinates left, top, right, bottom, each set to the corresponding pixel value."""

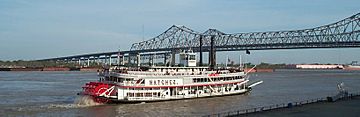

left=0, top=69, right=359, bottom=117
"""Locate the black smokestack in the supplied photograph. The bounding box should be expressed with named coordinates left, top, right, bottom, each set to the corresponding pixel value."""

left=246, top=49, right=250, bottom=54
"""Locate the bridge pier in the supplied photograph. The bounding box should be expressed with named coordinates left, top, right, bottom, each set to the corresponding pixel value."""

left=122, top=54, right=125, bottom=65
left=102, top=57, right=105, bottom=65
left=96, top=57, right=100, bottom=65
left=137, top=53, right=141, bottom=67
left=128, top=54, right=133, bottom=66
left=171, top=51, right=176, bottom=66
left=87, top=58, right=90, bottom=67
left=109, top=55, right=112, bottom=66
left=92, top=57, right=96, bottom=65
left=164, top=53, right=168, bottom=66
left=148, top=55, right=151, bottom=66
left=149, top=54, right=155, bottom=66
left=78, top=59, right=81, bottom=66
left=209, top=35, right=216, bottom=69
left=117, top=53, right=121, bottom=66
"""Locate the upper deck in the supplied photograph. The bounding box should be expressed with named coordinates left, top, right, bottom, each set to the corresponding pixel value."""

left=101, top=66, right=245, bottom=78
left=97, top=65, right=247, bottom=87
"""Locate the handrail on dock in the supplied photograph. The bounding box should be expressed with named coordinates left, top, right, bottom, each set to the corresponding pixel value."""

left=204, top=92, right=360, bottom=117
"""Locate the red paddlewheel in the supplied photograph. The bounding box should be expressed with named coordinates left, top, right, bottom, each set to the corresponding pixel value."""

left=94, top=84, right=110, bottom=96
left=82, top=82, right=113, bottom=96
left=82, top=82, right=116, bottom=104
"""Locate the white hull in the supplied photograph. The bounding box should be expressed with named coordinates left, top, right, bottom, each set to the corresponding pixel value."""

left=108, top=89, right=249, bottom=103
left=91, top=78, right=250, bottom=103
left=348, top=65, right=360, bottom=68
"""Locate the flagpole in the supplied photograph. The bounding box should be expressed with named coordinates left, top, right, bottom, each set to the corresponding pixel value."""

left=117, top=47, right=120, bottom=66
left=244, top=52, right=247, bottom=72
left=239, top=54, right=242, bottom=70
left=225, top=55, right=228, bottom=68
left=245, top=49, right=250, bottom=72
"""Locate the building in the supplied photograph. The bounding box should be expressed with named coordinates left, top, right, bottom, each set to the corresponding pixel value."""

left=296, top=64, right=344, bottom=69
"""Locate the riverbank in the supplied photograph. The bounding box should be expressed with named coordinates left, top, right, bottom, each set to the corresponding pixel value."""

left=0, top=67, right=100, bottom=71
left=245, top=68, right=274, bottom=73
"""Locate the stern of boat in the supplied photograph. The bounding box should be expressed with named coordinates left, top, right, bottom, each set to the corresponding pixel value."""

left=79, top=82, right=117, bottom=103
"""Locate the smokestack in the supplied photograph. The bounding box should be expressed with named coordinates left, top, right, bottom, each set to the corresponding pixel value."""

left=209, top=35, right=216, bottom=70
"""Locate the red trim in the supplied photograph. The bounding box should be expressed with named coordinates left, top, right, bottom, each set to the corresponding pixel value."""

left=208, top=73, right=219, bottom=76
left=116, top=80, right=245, bottom=89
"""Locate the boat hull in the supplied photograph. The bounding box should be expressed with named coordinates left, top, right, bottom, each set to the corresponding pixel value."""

left=87, top=88, right=251, bottom=103
left=80, top=80, right=251, bottom=103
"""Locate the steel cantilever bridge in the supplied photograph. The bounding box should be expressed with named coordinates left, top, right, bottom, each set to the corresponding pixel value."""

left=42, top=13, right=360, bottom=66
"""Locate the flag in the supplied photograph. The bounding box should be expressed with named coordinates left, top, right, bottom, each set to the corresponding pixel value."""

left=246, top=50, right=250, bottom=54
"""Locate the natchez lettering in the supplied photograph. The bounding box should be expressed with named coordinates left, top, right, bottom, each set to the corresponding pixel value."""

left=148, top=79, right=179, bottom=86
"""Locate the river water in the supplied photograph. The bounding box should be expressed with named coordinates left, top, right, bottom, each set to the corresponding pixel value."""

left=0, top=69, right=359, bottom=117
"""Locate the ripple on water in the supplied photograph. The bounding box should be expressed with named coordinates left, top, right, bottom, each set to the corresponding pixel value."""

left=44, top=95, right=103, bottom=109
left=20, top=95, right=104, bottom=111
left=73, top=95, right=103, bottom=107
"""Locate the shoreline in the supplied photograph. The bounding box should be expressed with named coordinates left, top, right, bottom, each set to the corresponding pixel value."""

left=0, top=67, right=100, bottom=72
left=2, top=67, right=360, bottom=72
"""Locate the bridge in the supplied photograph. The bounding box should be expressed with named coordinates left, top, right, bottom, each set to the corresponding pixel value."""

left=41, top=13, right=360, bottom=66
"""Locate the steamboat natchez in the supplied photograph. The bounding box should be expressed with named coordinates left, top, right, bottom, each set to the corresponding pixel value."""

left=79, top=51, right=262, bottom=103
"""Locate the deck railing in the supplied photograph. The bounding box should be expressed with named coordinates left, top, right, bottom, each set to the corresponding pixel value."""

left=204, top=92, right=360, bottom=117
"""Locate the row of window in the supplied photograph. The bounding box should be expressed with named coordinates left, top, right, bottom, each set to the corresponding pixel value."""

left=102, top=76, right=133, bottom=83
left=193, top=76, right=243, bottom=83
left=127, top=92, right=158, bottom=97
left=103, top=76, right=244, bottom=84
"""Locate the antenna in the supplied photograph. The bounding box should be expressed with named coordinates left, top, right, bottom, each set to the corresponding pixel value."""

left=117, top=46, right=121, bottom=66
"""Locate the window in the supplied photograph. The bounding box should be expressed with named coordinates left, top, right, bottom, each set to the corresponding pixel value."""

left=145, top=93, right=152, bottom=97
left=197, top=78, right=201, bottom=82
left=127, top=93, right=134, bottom=97
left=189, top=55, right=196, bottom=60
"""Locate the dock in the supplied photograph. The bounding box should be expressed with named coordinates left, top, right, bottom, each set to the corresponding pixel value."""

left=205, top=92, right=360, bottom=117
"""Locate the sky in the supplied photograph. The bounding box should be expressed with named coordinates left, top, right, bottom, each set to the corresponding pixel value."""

left=0, top=0, right=359, bottom=64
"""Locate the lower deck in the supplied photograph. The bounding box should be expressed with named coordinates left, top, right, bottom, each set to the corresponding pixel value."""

left=110, top=89, right=249, bottom=103
left=103, top=82, right=248, bottom=102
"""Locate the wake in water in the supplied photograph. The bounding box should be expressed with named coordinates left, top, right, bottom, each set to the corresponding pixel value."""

left=74, top=95, right=103, bottom=107
left=40, top=95, right=103, bottom=110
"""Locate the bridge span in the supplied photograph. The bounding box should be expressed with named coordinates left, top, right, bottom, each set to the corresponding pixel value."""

left=40, top=13, right=360, bottom=66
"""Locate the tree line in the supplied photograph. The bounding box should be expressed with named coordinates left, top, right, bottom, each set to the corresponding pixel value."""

left=0, top=60, right=78, bottom=68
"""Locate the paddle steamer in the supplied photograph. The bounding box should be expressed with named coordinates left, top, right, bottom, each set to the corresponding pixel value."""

left=80, top=50, right=261, bottom=103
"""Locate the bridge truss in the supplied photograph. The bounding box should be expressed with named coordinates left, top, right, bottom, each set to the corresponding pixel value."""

left=130, top=13, right=360, bottom=53
left=41, top=13, right=360, bottom=62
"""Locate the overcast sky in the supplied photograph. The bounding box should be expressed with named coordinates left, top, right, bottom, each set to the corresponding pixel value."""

left=0, top=0, right=359, bottom=64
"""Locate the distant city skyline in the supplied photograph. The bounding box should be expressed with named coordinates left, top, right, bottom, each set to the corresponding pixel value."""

left=0, top=0, right=359, bottom=64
